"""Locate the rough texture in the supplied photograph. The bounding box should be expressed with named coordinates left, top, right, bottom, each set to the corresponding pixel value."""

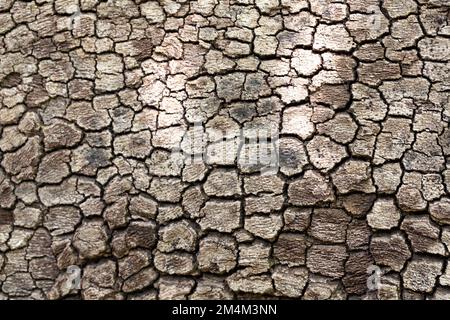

left=1, top=0, right=449, bottom=301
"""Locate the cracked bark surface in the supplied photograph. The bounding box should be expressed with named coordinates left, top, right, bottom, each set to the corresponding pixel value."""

left=0, top=0, right=450, bottom=300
